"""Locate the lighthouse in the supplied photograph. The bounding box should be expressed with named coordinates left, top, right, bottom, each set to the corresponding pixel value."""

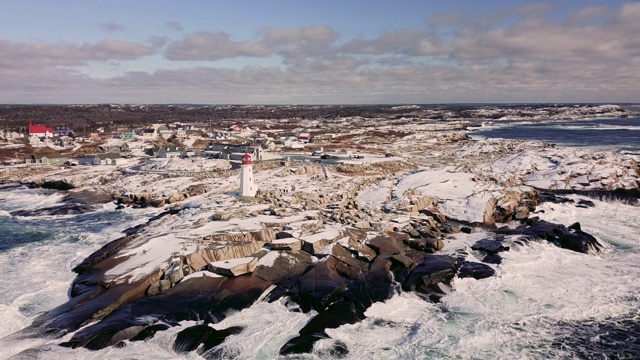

left=240, top=153, right=257, bottom=197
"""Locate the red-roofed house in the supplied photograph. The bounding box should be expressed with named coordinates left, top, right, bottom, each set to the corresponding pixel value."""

left=29, top=119, right=53, bottom=138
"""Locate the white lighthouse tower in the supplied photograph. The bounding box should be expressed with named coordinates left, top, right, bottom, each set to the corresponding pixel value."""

left=240, top=153, right=257, bottom=197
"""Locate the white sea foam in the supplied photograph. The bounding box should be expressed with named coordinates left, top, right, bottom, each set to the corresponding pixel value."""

left=0, top=187, right=66, bottom=212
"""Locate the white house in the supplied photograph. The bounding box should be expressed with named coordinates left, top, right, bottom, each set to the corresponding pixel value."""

left=29, top=135, right=42, bottom=145
left=93, top=153, right=122, bottom=165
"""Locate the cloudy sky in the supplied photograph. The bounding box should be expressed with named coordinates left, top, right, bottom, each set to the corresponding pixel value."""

left=1, top=0, right=638, bottom=104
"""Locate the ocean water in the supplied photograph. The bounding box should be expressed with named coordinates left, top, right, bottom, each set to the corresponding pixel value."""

left=472, top=117, right=640, bottom=154
left=1, top=123, right=640, bottom=359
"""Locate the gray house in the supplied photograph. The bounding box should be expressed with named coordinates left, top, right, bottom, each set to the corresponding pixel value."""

left=93, top=153, right=123, bottom=165
left=30, top=153, right=68, bottom=165
left=156, top=146, right=185, bottom=158
left=201, top=144, right=262, bottom=160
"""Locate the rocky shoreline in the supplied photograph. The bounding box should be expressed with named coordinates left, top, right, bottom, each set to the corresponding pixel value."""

left=2, top=114, right=640, bottom=357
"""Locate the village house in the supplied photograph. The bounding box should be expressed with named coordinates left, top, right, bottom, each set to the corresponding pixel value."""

left=157, top=126, right=174, bottom=139
left=174, top=129, right=187, bottom=139
left=146, top=145, right=186, bottom=158
left=117, top=142, right=131, bottom=157
left=209, top=132, right=227, bottom=140
left=74, top=156, right=95, bottom=166
left=260, top=139, right=276, bottom=150
left=182, top=124, right=199, bottom=131
left=120, top=130, right=136, bottom=139
left=29, top=153, right=68, bottom=165
left=311, top=134, right=333, bottom=144
left=93, top=153, right=123, bottom=165
left=3, top=131, right=23, bottom=142
left=142, top=128, right=157, bottom=137
left=298, top=132, right=312, bottom=142
left=53, top=126, right=73, bottom=136
left=202, top=144, right=262, bottom=160
left=29, top=135, right=43, bottom=145
left=55, top=136, right=73, bottom=147
left=157, top=145, right=184, bottom=158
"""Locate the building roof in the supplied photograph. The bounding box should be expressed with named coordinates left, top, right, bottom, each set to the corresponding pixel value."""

left=29, top=119, right=53, bottom=134
left=95, top=153, right=122, bottom=160
left=32, top=153, right=67, bottom=159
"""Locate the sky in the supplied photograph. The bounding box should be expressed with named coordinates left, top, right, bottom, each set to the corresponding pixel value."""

left=0, top=0, right=638, bottom=104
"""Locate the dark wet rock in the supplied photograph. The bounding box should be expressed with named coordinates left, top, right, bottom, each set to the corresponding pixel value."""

left=404, top=238, right=444, bottom=253
left=39, top=180, right=75, bottom=191
left=471, top=239, right=510, bottom=255
left=173, top=324, right=243, bottom=354
left=403, top=255, right=458, bottom=302
left=457, top=261, right=496, bottom=280
left=280, top=333, right=329, bottom=355
left=568, top=222, right=581, bottom=232
left=390, top=254, right=415, bottom=268
left=366, top=235, right=405, bottom=256
left=419, top=208, right=446, bottom=223
left=11, top=203, right=96, bottom=217
left=539, top=193, right=574, bottom=204
left=129, top=323, right=171, bottom=342
left=526, top=221, right=602, bottom=253
left=60, top=323, right=149, bottom=350
left=291, top=254, right=363, bottom=312
left=24, top=240, right=491, bottom=355
left=56, top=274, right=262, bottom=349
left=62, top=190, right=113, bottom=204
left=37, top=242, right=312, bottom=349
left=576, top=199, right=595, bottom=208
left=275, top=231, right=295, bottom=239
left=496, top=220, right=602, bottom=254
left=353, top=244, right=377, bottom=262
left=281, top=257, right=394, bottom=355
left=481, top=254, right=503, bottom=264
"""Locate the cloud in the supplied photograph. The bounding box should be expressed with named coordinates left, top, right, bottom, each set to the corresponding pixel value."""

left=260, top=26, right=340, bottom=58
left=166, top=21, right=184, bottom=31
left=100, top=22, right=126, bottom=32
left=1, top=3, right=640, bottom=103
left=340, top=29, right=445, bottom=56
left=88, top=39, right=155, bottom=60
left=0, top=39, right=155, bottom=69
left=165, top=31, right=272, bottom=60
left=568, top=6, right=614, bottom=24
left=149, top=35, right=170, bottom=48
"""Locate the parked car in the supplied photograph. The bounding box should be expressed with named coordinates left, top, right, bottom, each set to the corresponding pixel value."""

left=321, top=154, right=339, bottom=159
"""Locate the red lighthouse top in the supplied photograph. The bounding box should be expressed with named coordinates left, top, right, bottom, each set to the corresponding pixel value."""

left=241, top=153, right=252, bottom=165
